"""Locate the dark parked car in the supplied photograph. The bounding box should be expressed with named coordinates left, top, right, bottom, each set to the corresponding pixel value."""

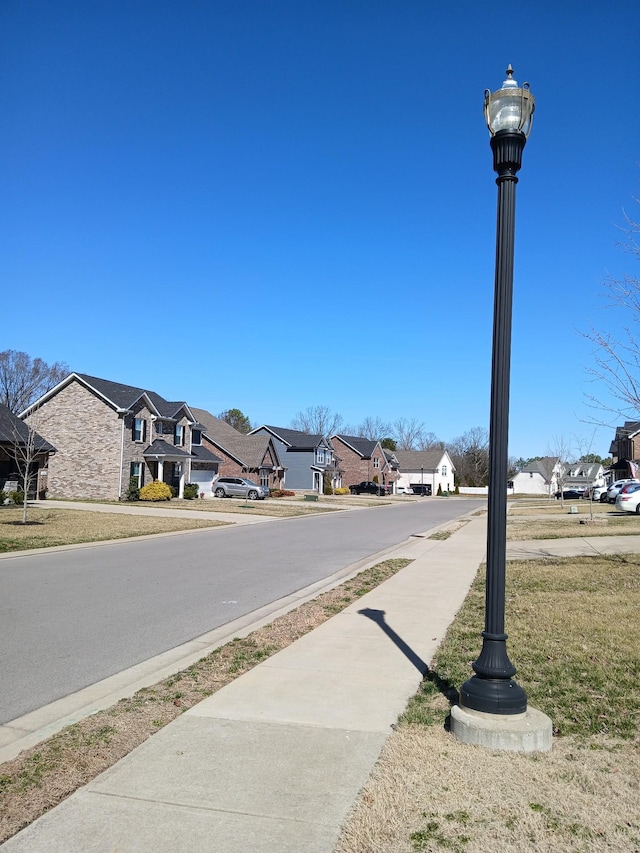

left=555, top=489, right=585, bottom=500
left=410, top=484, right=432, bottom=496
left=349, top=481, right=389, bottom=496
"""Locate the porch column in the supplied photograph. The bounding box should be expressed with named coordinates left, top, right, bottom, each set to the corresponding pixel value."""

left=158, top=460, right=164, bottom=483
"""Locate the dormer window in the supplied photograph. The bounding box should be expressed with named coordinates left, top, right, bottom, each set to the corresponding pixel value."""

left=192, top=429, right=202, bottom=446
left=317, top=450, right=325, bottom=464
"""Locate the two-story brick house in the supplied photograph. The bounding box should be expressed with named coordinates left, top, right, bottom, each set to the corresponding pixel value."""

left=190, top=408, right=285, bottom=491
left=609, top=421, right=640, bottom=480
left=330, top=434, right=397, bottom=491
left=21, top=374, right=220, bottom=500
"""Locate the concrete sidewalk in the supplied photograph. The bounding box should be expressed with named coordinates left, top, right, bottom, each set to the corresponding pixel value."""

left=5, top=521, right=638, bottom=851
left=2, top=514, right=488, bottom=852
left=506, top=533, right=640, bottom=559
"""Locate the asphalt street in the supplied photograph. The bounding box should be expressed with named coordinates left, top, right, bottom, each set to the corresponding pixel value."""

left=0, top=499, right=483, bottom=724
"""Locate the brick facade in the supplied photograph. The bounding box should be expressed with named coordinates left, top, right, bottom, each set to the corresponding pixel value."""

left=26, top=381, right=122, bottom=500
left=25, top=377, right=203, bottom=501
left=331, top=436, right=396, bottom=488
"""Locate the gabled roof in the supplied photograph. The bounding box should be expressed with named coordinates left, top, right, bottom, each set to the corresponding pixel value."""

left=21, top=373, right=195, bottom=422
left=331, top=434, right=379, bottom=458
left=142, top=439, right=193, bottom=459
left=191, top=444, right=223, bottom=464
left=0, top=404, right=56, bottom=453
left=609, top=421, right=640, bottom=454
left=251, top=425, right=326, bottom=451
left=394, top=449, right=453, bottom=471
left=518, top=456, right=558, bottom=481
left=191, top=409, right=284, bottom=470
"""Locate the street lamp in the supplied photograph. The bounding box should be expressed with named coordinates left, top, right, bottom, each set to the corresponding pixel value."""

left=459, top=67, right=535, bottom=716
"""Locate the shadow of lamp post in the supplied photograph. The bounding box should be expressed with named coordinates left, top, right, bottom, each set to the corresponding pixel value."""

left=459, top=67, right=534, bottom=716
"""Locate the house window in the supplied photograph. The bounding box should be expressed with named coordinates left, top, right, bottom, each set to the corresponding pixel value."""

left=155, top=421, right=163, bottom=435
left=373, top=457, right=380, bottom=469
left=192, top=429, right=201, bottom=446
left=130, top=461, right=144, bottom=487
left=133, top=418, right=146, bottom=443
left=442, top=465, right=447, bottom=476
left=316, top=450, right=325, bottom=464
left=175, top=424, right=184, bottom=446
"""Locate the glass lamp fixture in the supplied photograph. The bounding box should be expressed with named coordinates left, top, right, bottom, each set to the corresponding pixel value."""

left=484, top=65, right=535, bottom=137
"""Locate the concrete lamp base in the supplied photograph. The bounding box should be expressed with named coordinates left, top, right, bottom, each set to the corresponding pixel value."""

left=451, top=704, right=553, bottom=753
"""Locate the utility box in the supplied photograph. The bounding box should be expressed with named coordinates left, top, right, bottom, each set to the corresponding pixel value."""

left=569, top=505, right=578, bottom=514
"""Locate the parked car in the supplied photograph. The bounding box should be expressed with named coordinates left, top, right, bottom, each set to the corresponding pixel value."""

left=349, top=481, right=389, bottom=496
left=555, top=489, right=585, bottom=500
left=590, top=485, right=607, bottom=502
left=615, top=485, right=640, bottom=513
left=395, top=486, right=413, bottom=495
left=213, top=477, right=268, bottom=500
left=604, top=478, right=640, bottom=504
left=410, top=484, right=432, bottom=496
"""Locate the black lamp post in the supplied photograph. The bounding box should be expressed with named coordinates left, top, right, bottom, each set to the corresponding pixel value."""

left=460, top=66, right=535, bottom=716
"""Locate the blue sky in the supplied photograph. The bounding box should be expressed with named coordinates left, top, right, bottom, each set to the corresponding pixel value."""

left=1, top=1, right=639, bottom=458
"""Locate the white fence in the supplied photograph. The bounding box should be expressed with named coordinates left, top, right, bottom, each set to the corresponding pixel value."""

left=457, top=486, right=515, bottom=496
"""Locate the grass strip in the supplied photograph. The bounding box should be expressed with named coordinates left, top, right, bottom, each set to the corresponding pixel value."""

left=402, top=553, right=640, bottom=738
left=336, top=553, right=640, bottom=853
left=0, top=557, right=411, bottom=843
left=0, top=508, right=228, bottom=553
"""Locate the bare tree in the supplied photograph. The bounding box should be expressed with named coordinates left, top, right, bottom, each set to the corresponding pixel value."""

left=583, top=201, right=640, bottom=422
left=290, top=405, right=345, bottom=436
left=354, top=416, right=392, bottom=441
left=0, top=350, right=69, bottom=415
left=3, top=407, right=50, bottom=524
left=418, top=431, right=445, bottom=452
left=547, top=434, right=574, bottom=507
left=393, top=417, right=426, bottom=451
left=448, top=427, right=490, bottom=487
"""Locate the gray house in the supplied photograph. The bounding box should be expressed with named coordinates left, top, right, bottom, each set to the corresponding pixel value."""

left=248, top=425, right=339, bottom=492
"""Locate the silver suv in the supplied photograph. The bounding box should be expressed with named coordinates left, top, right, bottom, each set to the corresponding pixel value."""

left=213, top=477, right=268, bottom=500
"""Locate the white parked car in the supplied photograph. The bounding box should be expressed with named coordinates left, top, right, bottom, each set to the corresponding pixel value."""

left=614, top=484, right=640, bottom=513
left=605, top=478, right=640, bottom=503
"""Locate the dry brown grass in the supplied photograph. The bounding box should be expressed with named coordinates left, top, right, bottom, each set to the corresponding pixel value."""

left=336, top=727, right=640, bottom=853
left=139, top=498, right=343, bottom=516
left=0, top=507, right=227, bottom=552
left=336, top=541, right=640, bottom=853
left=507, top=503, right=640, bottom=541
left=0, top=558, right=410, bottom=844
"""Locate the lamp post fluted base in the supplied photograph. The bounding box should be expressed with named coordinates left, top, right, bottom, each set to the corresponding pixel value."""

left=460, top=674, right=527, bottom=715
left=460, top=631, right=527, bottom=714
